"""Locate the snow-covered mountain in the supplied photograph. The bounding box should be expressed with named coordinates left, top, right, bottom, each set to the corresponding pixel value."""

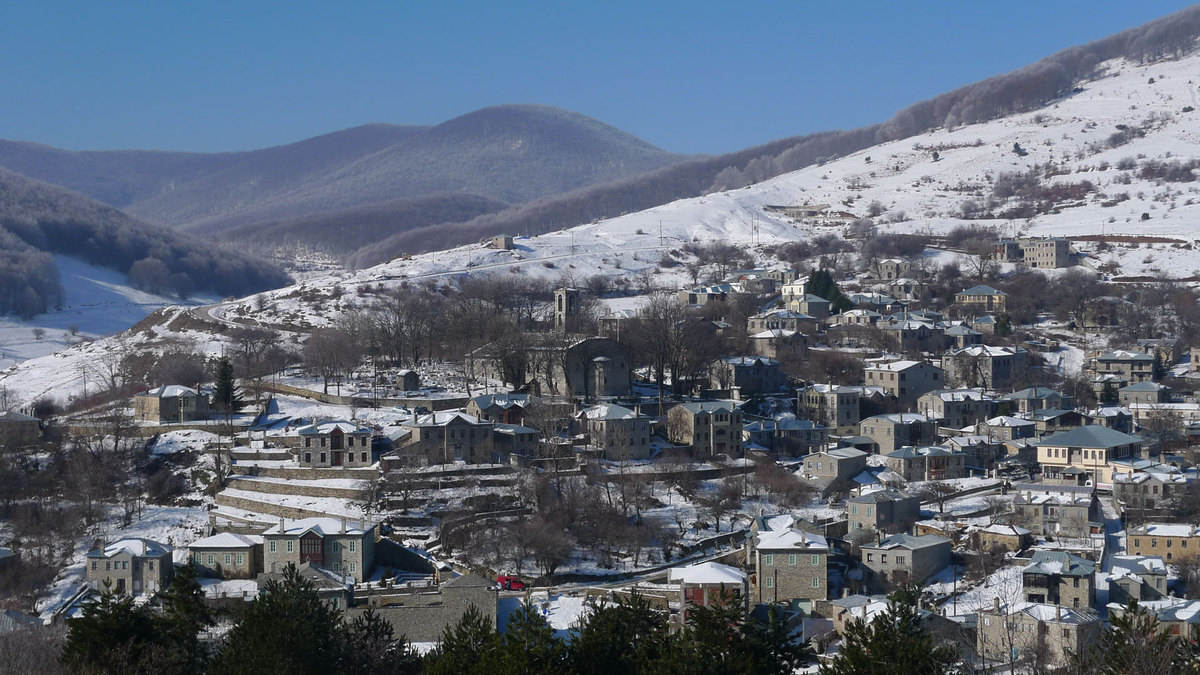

left=7, top=51, right=1200, bottom=407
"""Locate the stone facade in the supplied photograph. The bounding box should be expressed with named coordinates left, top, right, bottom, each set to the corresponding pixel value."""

left=262, top=518, right=377, bottom=582
left=86, top=538, right=174, bottom=595
left=977, top=602, right=1100, bottom=670
left=667, top=402, right=743, bottom=459
left=860, top=533, right=951, bottom=586
left=133, top=385, right=210, bottom=423
left=863, top=360, right=944, bottom=408
left=859, top=414, right=937, bottom=453
left=578, top=404, right=651, bottom=460
left=942, top=346, right=1027, bottom=391
left=296, top=420, right=374, bottom=468
left=391, top=412, right=496, bottom=466
left=351, top=574, right=498, bottom=643
left=707, top=356, right=788, bottom=395
left=1022, top=551, right=1095, bottom=609
left=846, top=489, right=920, bottom=533
left=1127, top=523, right=1200, bottom=564
left=189, top=533, right=263, bottom=579
left=752, top=529, right=830, bottom=605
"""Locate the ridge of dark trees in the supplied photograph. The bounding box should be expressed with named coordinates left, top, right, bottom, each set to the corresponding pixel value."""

left=0, top=167, right=291, bottom=318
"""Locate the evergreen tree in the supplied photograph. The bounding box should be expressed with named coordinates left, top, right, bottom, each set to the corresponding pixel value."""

left=212, top=356, right=243, bottom=416
left=743, top=603, right=813, bottom=675
left=62, top=588, right=167, bottom=673
left=155, top=563, right=214, bottom=673
left=1077, top=602, right=1197, bottom=674
left=342, top=607, right=422, bottom=675
left=570, top=592, right=676, bottom=675
left=818, top=601, right=961, bottom=675
left=995, top=312, right=1012, bottom=336
left=1100, top=380, right=1119, bottom=405
left=425, top=605, right=502, bottom=675
left=209, top=564, right=345, bottom=675
left=496, top=602, right=568, bottom=675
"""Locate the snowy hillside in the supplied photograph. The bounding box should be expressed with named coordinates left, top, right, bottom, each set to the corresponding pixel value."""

left=6, top=52, right=1200, bottom=406
left=0, top=255, right=212, bottom=371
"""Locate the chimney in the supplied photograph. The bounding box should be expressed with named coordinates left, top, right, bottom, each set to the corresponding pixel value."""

left=842, top=587, right=850, bottom=599
left=1056, top=604, right=1062, bottom=621
left=279, top=516, right=286, bottom=533
left=340, top=518, right=347, bottom=534
left=993, top=597, right=1000, bottom=613
left=801, top=530, right=807, bottom=545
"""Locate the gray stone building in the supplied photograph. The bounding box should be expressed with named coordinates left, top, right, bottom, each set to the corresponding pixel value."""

left=859, top=413, right=938, bottom=453
left=917, top=389, right=995, bottom=429
left=884, top=445, right=967, bottom=482
left=133, top=385, right=210, bottom=423
left=189, top=532, right=263, bottom=579
left=578, top=404, right=651, bottom=460
left=1022, top=551, right=1096, bottom=609
left=860, top=533, right=951, bottom=586
left=847, top=489, right=920, bottom=534
left=667, top=401, right=743, bottom=459
left=707, top=356, right=788, bottom=395
left=942, top=345, right=1027, bottom=391
left=295, top=420, right=374, bottom=468
left=802, top=447, right=869, bottom=495
left=390, top=412, right=497, bottom=466
left=863, top=360, right=945, bottom=408
left=86, top=538, right=174, bottom=595
left=262, top=517, right=377, bottom=582
left=751, top=528, right=830, bottom=606
left=977, top=601, right=1100, bottom=671
left=1106, top=555, right=1167, bottom=605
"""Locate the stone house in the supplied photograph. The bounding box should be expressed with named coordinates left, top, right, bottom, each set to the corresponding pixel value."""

left=846, top=489, right=920, bottom=534
left=1135, top=337, right=1183, bottom=366
left=1106, top=555, right=1168, bottom=605
left=707, top=356, right=788, bottom=395
left=1118, top=381, right=1170, bottom=405
left=667, top=402, right=743, bottom=459
left=348, top=573, right=498, bottom=643
left=944, top=324, right=984, bottom=349
left=1012, top=485, right=1099, bottom=538
left=578, top=404, right=651, bottom=460
left=976, top=601, right=1100, bottom=671
left=977, top=415, right=1036, bottom=441
left=1029, top=408, right=1086, bottom=435
left=262, top=517, right=377, bottom=582
left=0, top=411, right=41, bottom=446
left=973, top=524, right=1032, bottom=553
left=802, top=447, right=869, bottom=495
left=1034, top=425, right=1142, bottom=485
left=133, top=385, right=210, bottom=423
left=884, top=445, right=967, bottom=482
left=860, top=533, right=951, bottom=586
left=295, top=420, right=374, bottom=468
left=874, top=258, right=913, bottom=280
left=750, top=528, right=830, bottom=606
left=993, top=237, right=1071, bottom=268
left=1022, top=551, right=1096, bottom=609
left=917, top=389, right=995, bottom=429
left=395, top=370, right=421, bottom=391
left=189, top=532, right=263, bottom=579
left=391, top=412, right=496, bottom=466
left=942, top=345, right=1027, bottom=391
left=1110, top=598, right=1200, bottom=641
left=86, top=538, right=174, bottom=595
left=678, top=283, right=732, bottom=306
left=1089, top=349, right=1156, bottom=383
left=800, top=384, right=884, bottom=435
left=1003, top=387, right=1074, bottom=414
left=748, top=329, right=808, bottom=360
left=481, top=336, right=632, bottom=399
left=465, top=393, right=531, bottom=425
left=1085, top=406, right=1134, bottom=433
left=746, top=309, right=820, bottom=334
left=859, top=413, right=938, bottom=453
left=491, top=423, right=541, bottom=460
left=953, top=284, right=1007, bottom=316
left=878, top=319, right=940, bottom=353
left=742, top=417, right=828, bottom=455
left=863, top=360, right=944, bottom=408
left=1113, top=469, right=1190, bottom=520
left=787, top=294, right=831, bottom=319
left=1127, top=523, right=1200, bottom=563
left=668, top=562, right=749, bottom=624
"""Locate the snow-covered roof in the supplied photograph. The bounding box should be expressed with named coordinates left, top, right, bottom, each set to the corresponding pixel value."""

left=866, top=359, right=927, bottom=372
left=946, top=345, right=1022, bottom=358
left=581, top=404, right=642, bottom=421
left=1130, top=523, right=1200, bottom=538
left=868, top=533, right=950, bottom=551
left=721, top=355, right=780, bottom=367
left=264, top=517, right=374, bottom=536
left=1097, top=349, right=1154, bottom=362
left=1023, top=551, right=1094, bottom=577
left=0, top=410, right=39, bottom=422
left=668, top=561, right=747, bottom=585
left=756, top=528, right=830, bottom=552
left=297, top=420, right=372, bottom=435
left=89, top=538, right=172, bottom=559
left=983, top=415, right=1035, bottom=427
left=979, top=524, right=1030, bottom=536
left=189, top=532, right=263, bottom=549
left=957, top=284, right=1006, bottom=297
left=141, top=384, right=199, bottom=398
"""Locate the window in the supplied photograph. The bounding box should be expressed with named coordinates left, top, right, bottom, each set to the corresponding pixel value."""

left=320, top=453, right=326, bottom=463
left=764, top=554, right=774, bottom=566
left=236, top=554, right=245, bottom=566
left=811, top=555, right=819, bottom=566
left=812, top=578, right=820, bottom=588
left=207, top=554, right=215, bottom=565
left=224, top=553, right=232, bottom=565
left=866, top=553, right=874, bottom=562
left=287, top=541, right=295, bottom=553
left=765, top=576, right=774, bottom=588
left=91, top=561, right=97, bottom=570
left=333, top=542, right=341, bottom=553
left=896, top=556, right=906, bottom=564
left=193, top=554, right=201, bottom=564
left=305, top=453, right=312, bottom=463
left=105, top=562, right=110, bottom=571
left=269, top=540, right=277, bottom=553
left=1062, top=629, right=1069, bottom=638
left=1073, top=578, right=1079, bottom=587
left=332, top=562, right=341, bottom=572
left=788, top=555, right=797, bottom=566
left=349, top=562, right=356, bottom=574
left=881, top=554, right=888, bottom=564
left=349, top=541, right=357, bottom=553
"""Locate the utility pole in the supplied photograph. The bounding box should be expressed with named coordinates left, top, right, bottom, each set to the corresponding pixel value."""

left=659, top=219, right=664, bottom=247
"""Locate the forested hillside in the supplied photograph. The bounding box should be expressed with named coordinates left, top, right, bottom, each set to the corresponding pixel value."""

left=0, top=168, right=291, bottom=317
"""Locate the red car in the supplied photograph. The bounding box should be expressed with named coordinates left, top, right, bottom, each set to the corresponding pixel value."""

left=496, top=575, right=526, bottom=591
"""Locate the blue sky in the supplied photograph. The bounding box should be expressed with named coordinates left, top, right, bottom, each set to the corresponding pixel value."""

left=1, top=1, right=1195, bottom=154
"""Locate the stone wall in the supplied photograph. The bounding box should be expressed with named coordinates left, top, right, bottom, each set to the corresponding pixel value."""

left=231, top=464, right=380, bottom=481
left=225, top=476, right=371, bottom=501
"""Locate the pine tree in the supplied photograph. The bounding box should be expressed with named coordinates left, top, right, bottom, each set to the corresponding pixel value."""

left=342, top=607, right=422, bottom=675
left=1100, top=380, right=1119, bottom=405
left=425, top=605, right=502, bottom=675
left=155, top=563, right=214, bottom=673
left=61, top=588, right=166, bottom=673
left=212, top=356, right=243, bottom=416
left=496, top=602, right=568, bottom=675
left=1077, top=602, right=1194, bottom=674
left=818, top=601, right=961, bottom=675
left=744, top=603, right=814, bottom=675
left=569, top=592, right=676, bottom=675
left=209, top=564, right=345, bottom=675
